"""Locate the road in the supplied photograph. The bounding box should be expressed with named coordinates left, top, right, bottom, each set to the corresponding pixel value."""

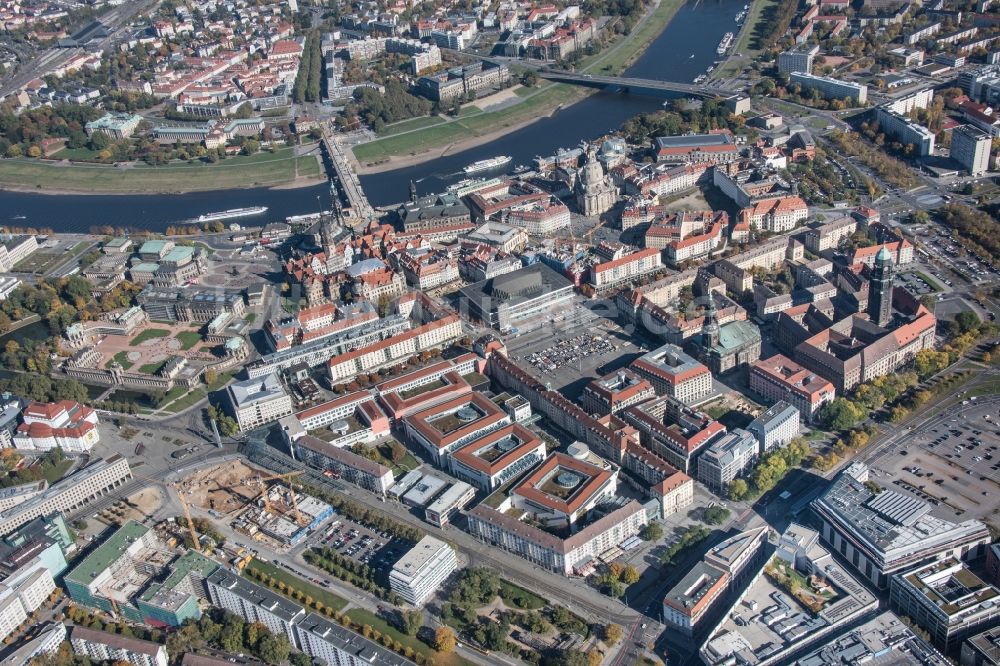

left=0, top=0, right=161, bottom=97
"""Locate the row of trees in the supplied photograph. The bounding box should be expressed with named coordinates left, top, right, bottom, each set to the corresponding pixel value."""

left=828, top=130, right=921, bottom=190
left=728, top=438, right=811, bottom=501
left=939, top=204, right=1000, bottom=264
left=299, top=482, right=425, bottom=543
left=303, top=546, right=402, bottom=602
left=0, top=367, right=90, bottom=404
left=293, top=30, right=323, bottom=104
left=166, top=609, right=298, bottom=665
left=206, top=403, right=239, bottom=438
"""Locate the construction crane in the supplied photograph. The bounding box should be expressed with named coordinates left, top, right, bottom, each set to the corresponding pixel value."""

left=175, top=484, right=202, bottom=553
left=254, top=470, right=306, bottom=526
left=134, top=472, right=203, bottom=553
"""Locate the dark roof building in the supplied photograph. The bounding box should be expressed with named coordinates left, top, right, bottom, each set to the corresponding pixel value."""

left=457, top=262, right=574, bottom=332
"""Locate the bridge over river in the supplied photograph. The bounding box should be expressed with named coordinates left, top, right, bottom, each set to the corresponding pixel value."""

left=536, top=69, right=737, bottom=99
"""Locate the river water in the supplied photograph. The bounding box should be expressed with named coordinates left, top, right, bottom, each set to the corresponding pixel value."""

left=0, top=0, right=745, bottom=231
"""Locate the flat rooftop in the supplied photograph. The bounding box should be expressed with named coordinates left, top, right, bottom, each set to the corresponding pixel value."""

left=796, top=612, right=947, bottom=666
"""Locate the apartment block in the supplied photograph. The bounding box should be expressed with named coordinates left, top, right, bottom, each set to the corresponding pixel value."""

left=790, top=72, right=868, bottom=104
left=951, top=124, right=992, bottom=175
left=206, top=569, right=306, bottom=644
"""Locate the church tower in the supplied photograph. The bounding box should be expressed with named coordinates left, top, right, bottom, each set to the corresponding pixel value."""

left=868, top=246, right=894, bottom=328
left=701, top=293, right=721, bottom=350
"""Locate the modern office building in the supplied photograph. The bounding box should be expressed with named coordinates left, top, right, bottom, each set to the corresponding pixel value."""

left=696, top=429, right=758, bottom=493
left=778, top=43, right=819, bottom=74
left=746, top=401, right=801, bottom=453
left=890, top=558, right=1000, bottom=652
left=811, top=463, right=990, bottom=589
left=388, top=536, right=458, bottom=606
left=457, top=262, right=575, bottom=332
left=790, top=72, right=868, bottom=104
left=662, top=561, right=729, bottom=635
left=951, top=124, right=992, bottom=175
left=225, top=373, right=293, bottom=432
left=205, top=569, right=306, bottom=643
left=64, top=521, right=206, bottom=627
left=70, top=626, right=168, bottom=666
left=796, top=612, right=948, bottom=666
left=629, top=344, right=713, bottom=405
left=424, top=481, right=475, bottom=527
left=963, top=627, right=1000, bottom=666
left=701, top=523, right=878, bottom=666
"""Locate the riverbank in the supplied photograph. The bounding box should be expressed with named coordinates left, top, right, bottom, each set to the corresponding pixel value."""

left=712, top=0, right=778, bottom=80
left=0, top=147, right=325, bottom=195
left=353, top=83, right=586, bottom=174
left=352, top=0, right=687, bottom=170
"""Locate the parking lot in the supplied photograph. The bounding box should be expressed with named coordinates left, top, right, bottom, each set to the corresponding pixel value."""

left=870, top=400, right=1000, bottom=522
left=505, top=310, right=647, bottom=399
left=309, top=514, right=410, bottom=571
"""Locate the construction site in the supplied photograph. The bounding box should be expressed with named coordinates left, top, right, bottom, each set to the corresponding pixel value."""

left=176, top=461, right=333, bottom=549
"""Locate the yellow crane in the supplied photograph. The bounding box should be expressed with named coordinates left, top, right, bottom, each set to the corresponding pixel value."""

left=175, top=485, right=202, bottom=553
left=134, top=473, right=203, bottom=553
left=254, top=470, right=306, bottom=526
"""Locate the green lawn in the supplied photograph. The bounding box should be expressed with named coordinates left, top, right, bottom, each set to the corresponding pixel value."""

left=107, top=351, right=134, bottom=370
left=206, top=370, right=236, bottom=392
left=53, top=146, right=105, bottom=161
left=129, top=329, right=171, bottom=346
left=161, top=389, right=207, bottom=413
left=377, top=115, right=448, bottom=136
left=244, top=558, right=348, bottom=611
left=346, top=609, right=474, bottom=666
left=354, top=83, right=587, bottom=163
left=139, top=360, right=168, bottom=375
left=176, top=330, right=203, bottom=350
left=0, top=148, right=323, bottom=194
left=915, top=271, right=942, bottom=292
left=42, top=459, right=73, bottom=484
left=244, top=313, right=257, bottom=324
left=713, top=0, right=783, bottom=79
left=162, top=385, right=188, bottom=403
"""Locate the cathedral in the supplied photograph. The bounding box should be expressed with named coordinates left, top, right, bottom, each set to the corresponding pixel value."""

left=575, top=144, right=616, bottom=217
